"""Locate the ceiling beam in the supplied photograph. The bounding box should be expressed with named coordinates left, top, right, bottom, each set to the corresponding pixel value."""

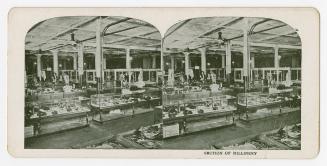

left=108, top=17, right=154, bottom=28
left=27, top=20, right=46, bottom=33
left=199, top=17, right=244, bottom=37
left=41, top=26, right=144, bottom=51
left=230, top=40, right=301, bottom=49
left=228, top=24, right=287, bottom=41
left=40, top=24, right=97, bottom=32
left=105, top=32, right=160, bottom=43
left=32, top=16, right=99, bottom=48
left=177, top=17, right=243, bottom=47
left=84, top=42, right=161, bottom=51
left=256, top=30, right=297, bottom=42
left=145, top=43, right=161, bottom=47
left=192, top=24, right=289, bottom=49
left=107, top=30, right=159, bottom=44
left=164, top=19, right=191, bottom=39
left=78, top=26, right=139, bottom=43
left=257, top=32, right=298, bottom=38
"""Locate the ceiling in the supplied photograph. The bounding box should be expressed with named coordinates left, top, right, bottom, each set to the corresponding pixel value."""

left=163, top=17, right=301, bottom=53
left=25, top=16, right=162, bottom=54
left=25, top=16, right=301, bottom=56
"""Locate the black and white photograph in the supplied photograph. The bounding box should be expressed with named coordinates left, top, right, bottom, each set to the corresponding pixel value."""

left=161, top=17, right=302, bottom=150
left=24, top=16, right=163, bottom=149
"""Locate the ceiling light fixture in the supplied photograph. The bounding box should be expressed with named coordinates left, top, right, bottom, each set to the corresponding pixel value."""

left=217, top=31, right=226, bottom=47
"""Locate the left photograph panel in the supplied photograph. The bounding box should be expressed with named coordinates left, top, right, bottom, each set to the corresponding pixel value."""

left=24, top=16, right=163, bottom=149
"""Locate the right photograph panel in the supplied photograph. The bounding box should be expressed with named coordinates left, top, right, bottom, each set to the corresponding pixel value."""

left=161, top=17, right=301, bottom=150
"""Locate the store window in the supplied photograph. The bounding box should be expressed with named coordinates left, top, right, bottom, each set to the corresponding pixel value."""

left=84, top=54, right=95, bottom=70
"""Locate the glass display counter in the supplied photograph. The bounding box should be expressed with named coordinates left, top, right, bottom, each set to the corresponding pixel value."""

left=90, top=91, right=161, bottom=123
left=90, top=93, right=135, bottom=109
left=162, top=86, right=233, bottom=106
left=90, top=90, right=161, bottom=109
left=28, top=96, right=91, bottom=121
left=237, top=92, right=282, bottom=108
left=162, top=95, right=237, bottom=123
left=25, top=86, right=86, bottom=102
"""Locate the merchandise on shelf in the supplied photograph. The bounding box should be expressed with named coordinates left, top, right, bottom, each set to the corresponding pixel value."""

left=163, top=95, right=236, bottom=120
left=237, top=92, right=282, bottom=107
left=85, top=140, right=126, bottom=149
left=217, top=138, right=282, bottom=150
left=125, top=124, right=163, bottom=149
left=91, top=94, right=134, bottom=108
left=29, top=97, right=90, bottom=119
left=267, top=124, right=301, bottom=149
left=90, top=92, right=160, bottom=109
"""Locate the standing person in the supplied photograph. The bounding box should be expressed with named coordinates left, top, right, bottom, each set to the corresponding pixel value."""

left=63, top=73, right=70, bottom=85
left=119, top=73, right=125, bottom=88
left=34, top=120, right=41, bottom=136
left=53, top=73, right=57, bottom=84
left=279, top=105, right=282, bottom=114
left=59, top=73, right=63, bottom=84
left=86, top=113, right=89, bottom=124
left=33, top=122, right=38, bottom=136
left=52, top=73, right=57, bottom=89
left=183, top=119, right=187, bottom=133
left=132, top=104, right=135, bottom=117
left=178, top=121, right=183, bottom=135
left=200, top=71, right=206, bottom=83
left=41, top=70, right=46, bottom=83
left=180, top=72, right=185, bottom=84
left=211, top=71, right=217, bottom=84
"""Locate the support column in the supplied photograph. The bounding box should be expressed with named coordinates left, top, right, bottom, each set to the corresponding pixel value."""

left=221, top=54, right=225, bottom=79
left=73, top=54, right=77, bottom=70
left=274, top=46, right=280, bottom=68
left=184, top=52, right=190, bottom=76
left=152, top=56, right=156, bottom=69
left=199, top=48, right=207, bottom=74
left=126, top=48, right=131, bottom=69
left=78, top=44, right=84, bottom=75
left=77, top=43, right=84, bottom=84
left=243, top=18, right=249, bottom=91
left=160, top=41, right=164, bottom=72
left=274, top=46, right=280, bottom=83
left=126, top=48, right=131, bottom=83
left=250, top=55, right=255, bottom=82
left=225, top=41, right=232, bottom=83
left=221, top=55, right=225, bottom=69
left=52, top=50, right=59, bottom=76
left=170, top=56, right=175, bottom=74
left=95, top=17, right=102, bottom=91
left=251, top=55, right=255, bottom=68
left=103, top=55, right=106, bottom=70
left=36, top=54, right=42, bottom=79
left=167, top=56, right=175, bottom=86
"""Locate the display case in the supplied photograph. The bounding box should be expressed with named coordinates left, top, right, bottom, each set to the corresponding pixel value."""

left=90, top=90, right=161, bottom=123
left=162, top=95, right=237, bottom=123
left=237, top=92, right=282, bottom=108
left=90, top=89, right=161, bottom=109
left=25, top=86, right=86, bottom=102
left=28, top=96, right=91, bottom=122
left=162, top=86, right=232, bottom=106
left=90, top=93, right=135, bottom=109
